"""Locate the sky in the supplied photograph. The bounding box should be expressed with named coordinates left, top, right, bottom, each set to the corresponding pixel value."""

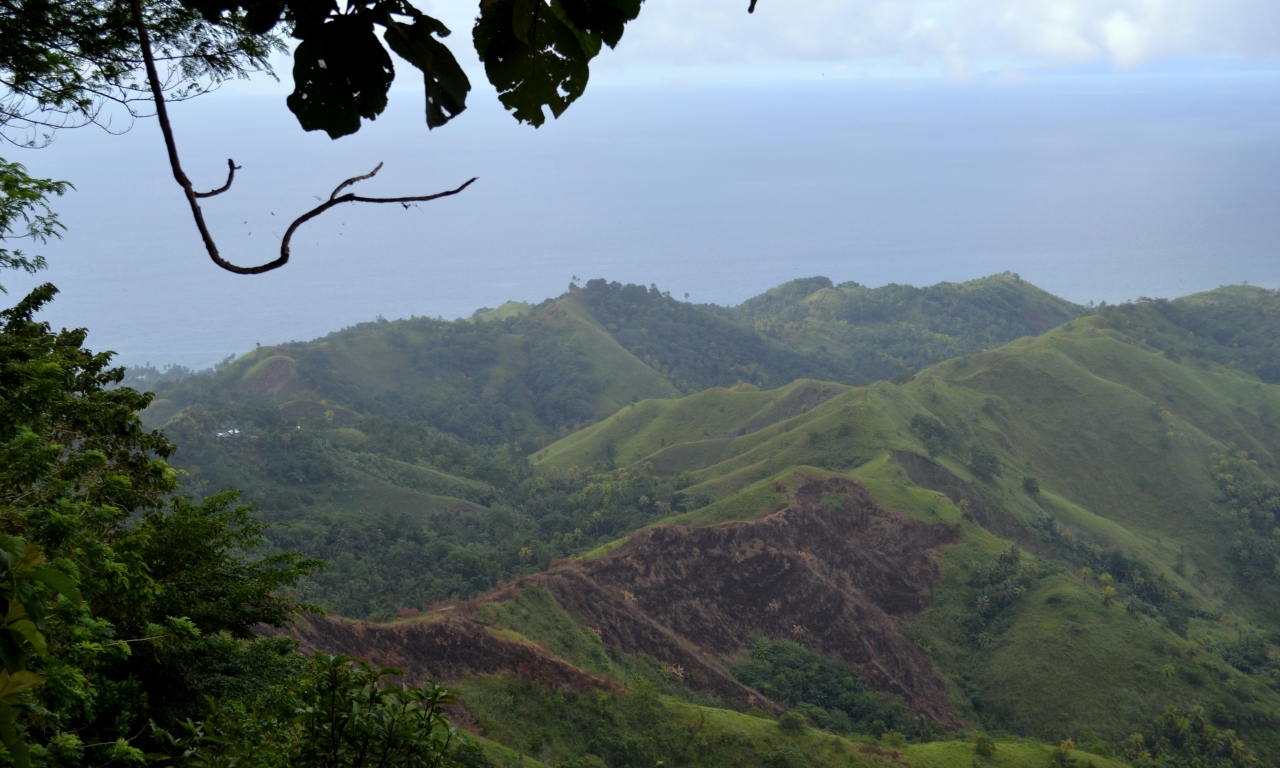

left=436, top=0, right=1280, bottom=79
left=4, top=0, right=1280, bottom=369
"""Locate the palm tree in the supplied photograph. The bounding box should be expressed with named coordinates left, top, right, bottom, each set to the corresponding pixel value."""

left=997, top=580, right=1016, bottom=606
left=1161, top=664, right=1175, bottom=680
left=1126, top=596, right=1142, bottom=616
left=1101, top=585, right=1117, bottom=609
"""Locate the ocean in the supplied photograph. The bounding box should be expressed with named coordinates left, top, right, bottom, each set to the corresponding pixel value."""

left=5, top=72, right=1279, bottom=370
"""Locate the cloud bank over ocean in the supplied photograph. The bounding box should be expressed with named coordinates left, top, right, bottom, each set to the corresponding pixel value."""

left=420, top=0, right=1280, bottom=78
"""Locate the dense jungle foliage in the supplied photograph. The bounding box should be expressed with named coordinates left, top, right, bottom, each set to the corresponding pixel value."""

left=1099, top=288, right=1280, bottom=384
left=0, top=285, right=474, bottom=766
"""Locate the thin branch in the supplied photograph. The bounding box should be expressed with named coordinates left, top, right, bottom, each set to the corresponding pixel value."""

left=274, top=169, right=476, bottom=275
left=330, top=162, right=385, bottom=201
left=126, top=0, right=474, bottom=275
left=194, top=158, right=239, bottom=198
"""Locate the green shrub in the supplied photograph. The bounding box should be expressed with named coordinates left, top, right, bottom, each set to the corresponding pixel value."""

left=764, top=746, right=807, bottom=768
left=970, top=446, right=1001, bottom=481
left=778, top=712, right=807, bottom=735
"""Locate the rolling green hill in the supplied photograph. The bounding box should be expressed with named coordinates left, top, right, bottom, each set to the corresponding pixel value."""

left=717, top=271, right=1084, bottom=379
left=531, top=301, right=1280, bottom=758
left=128, top=281, right=1280, bottom=766
left=138, top=274, right=1092, bottom=618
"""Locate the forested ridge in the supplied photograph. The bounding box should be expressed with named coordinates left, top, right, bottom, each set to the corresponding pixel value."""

left=4, top=276, right=1280, bottom=766
left=131, top=274, right=1088, bottom=617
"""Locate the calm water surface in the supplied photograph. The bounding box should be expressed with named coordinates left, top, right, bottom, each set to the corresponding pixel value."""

left=7, top=74, right=1280, bottom=369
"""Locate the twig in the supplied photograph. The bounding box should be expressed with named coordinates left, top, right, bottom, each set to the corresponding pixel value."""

left=277, top=168, right=476, bottom=272
left=194, top=159, right=240, bottom=198
left=127, top=0, right=474, bottom=275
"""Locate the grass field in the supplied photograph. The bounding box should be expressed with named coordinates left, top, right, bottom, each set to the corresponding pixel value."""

left=521, top=309, right=1280, bottom=756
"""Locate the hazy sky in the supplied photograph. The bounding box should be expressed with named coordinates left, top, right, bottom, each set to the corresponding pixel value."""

left=5, top=1, right=1280, bottom=369
left=417, top=0, right=1280, bottom=79
left=209, top=0, right=1280, bottom=92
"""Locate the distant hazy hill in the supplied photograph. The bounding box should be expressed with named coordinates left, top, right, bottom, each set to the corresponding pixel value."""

left=1098, top=285, right=1280, bottom=383
left=144, top=273, right=1083, bottom=443
left=717, top=271, right=1084, bottom=380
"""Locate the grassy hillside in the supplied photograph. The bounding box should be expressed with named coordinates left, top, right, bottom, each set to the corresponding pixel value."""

left=137, top=275, right=1092, bottom=618
left=127, top=281, right=1280, bottom=765
left=530, top=305, right=1280, bottom=759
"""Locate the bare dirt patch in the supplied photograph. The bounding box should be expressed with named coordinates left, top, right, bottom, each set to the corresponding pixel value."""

left=275, top=612, right=616, bottom=694
left=508, top=475, right=962, bottom=726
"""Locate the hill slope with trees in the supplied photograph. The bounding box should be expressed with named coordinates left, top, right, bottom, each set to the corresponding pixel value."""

left=133, top=274, right=1089, bottom=617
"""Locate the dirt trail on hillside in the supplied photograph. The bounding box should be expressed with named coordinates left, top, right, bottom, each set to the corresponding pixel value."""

left=283, top=474, right=963, bottom=727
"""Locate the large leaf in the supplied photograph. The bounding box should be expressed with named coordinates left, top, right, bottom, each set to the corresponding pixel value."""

left=473, top=0, right=591, bottom=126
left=0, top=701, right=30, bottom=768
left=287, top=15, right=395, bottom=139
left=381, top=8, right=471, bottom=129
left=0, top=636, right=24, bottom=672
left=5, top=620, right=45, bottom=655
left=18, top=566, right=81, bottom=606
left=0, top=671, right=41, bottom=700
left=552, top=0, right=641, bottom=50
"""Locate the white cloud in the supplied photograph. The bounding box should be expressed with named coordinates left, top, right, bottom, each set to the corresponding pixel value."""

left=415, top=0, right=1280, bottom=77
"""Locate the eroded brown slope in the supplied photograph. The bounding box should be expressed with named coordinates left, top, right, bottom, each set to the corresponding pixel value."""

left=522, top=476, right=961, bottom=726
left=283, top=475, right=961, bottom=727
left=281, top=612, right=617, bottom=693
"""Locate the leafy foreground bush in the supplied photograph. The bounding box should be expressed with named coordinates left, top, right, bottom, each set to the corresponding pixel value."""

left=0, top=285, right=469, bottom=766
left=151, top=654, right=470, bottom=768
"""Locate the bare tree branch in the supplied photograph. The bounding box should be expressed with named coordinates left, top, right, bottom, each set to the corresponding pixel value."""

left=277, top=169, right=476, bottom=274
left=193, top=159, right=240, bottom=198
left=126, top=0, right=474, bottom=275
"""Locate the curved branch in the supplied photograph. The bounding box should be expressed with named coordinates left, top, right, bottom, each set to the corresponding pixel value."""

left=127, top=0, right=474, bottom=275
left=194, top=159, right=240, bottom=198
left=267, top=172, right=477, bottom=276
left=330, top=163, right=385, bottom=201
